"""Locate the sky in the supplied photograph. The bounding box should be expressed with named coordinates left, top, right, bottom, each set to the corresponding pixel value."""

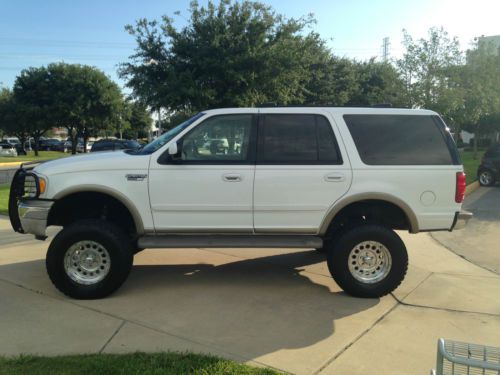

left=1, top=0, right=499, bottom=90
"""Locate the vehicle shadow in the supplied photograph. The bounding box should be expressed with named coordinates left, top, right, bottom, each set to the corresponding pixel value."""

left=0, top=249, right=381, bottom=364
left=112, top=249, right=380, bottom=359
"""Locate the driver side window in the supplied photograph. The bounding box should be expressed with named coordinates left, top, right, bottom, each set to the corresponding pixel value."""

left=180, top=114, right=254, bottom=162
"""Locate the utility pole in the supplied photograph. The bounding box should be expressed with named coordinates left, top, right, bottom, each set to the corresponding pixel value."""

left=382, top=37, right=390, bottom=62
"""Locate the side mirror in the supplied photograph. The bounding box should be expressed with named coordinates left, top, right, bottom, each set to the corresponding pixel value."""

left=168, top=142, right=178, bottom=155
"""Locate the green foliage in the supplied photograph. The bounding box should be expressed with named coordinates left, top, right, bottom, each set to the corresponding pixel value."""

left=120, top=0, right=360, bottom=111
left=124, top=101, right=152, bottom=138
left=348, top=59, right=406, bottom=106
left=0, top=352, right=281, bottom=375
left=0, top=88, right=32, bottom=147
left=459, top=149, right=485, bottom=184
left=397, top=27, right=465, bottom=122
left=13, top=63, right=125, bottom=154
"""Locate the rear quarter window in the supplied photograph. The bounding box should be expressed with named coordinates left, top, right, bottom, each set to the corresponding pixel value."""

left=343, top=114, right=459, bottom=165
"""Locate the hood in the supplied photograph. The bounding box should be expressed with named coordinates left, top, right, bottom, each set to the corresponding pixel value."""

left=34, top=151, right=151, bottom=176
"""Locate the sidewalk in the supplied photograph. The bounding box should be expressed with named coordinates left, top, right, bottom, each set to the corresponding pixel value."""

left=0, top=216, right=499, bottom=375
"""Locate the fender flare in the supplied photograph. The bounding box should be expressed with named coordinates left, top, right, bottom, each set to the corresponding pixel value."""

left=52, top=185, right=145, bottom=235
left=318, top=192, right=419, bottom=235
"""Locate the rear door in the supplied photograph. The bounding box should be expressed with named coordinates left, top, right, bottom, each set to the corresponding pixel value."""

left=253, top=110, right=352, bottom=233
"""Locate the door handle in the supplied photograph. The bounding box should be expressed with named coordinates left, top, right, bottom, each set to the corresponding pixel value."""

left=222, top=174, right=242, bottom=182
left=324, top=173, right=345, bottom=182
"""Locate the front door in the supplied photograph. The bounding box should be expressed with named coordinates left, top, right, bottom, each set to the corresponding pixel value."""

left=149, top=113, right=257, bottom=233
left=253, top=110, right=352, bottom=233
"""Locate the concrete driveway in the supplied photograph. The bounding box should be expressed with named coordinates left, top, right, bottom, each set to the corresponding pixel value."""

left=1, top=216, right=499, bottom=375
left=432, top=186, right=500, bottom=274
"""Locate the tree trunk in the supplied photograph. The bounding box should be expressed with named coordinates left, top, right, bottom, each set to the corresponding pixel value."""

left=83, top=133, right=88, bottom=153
left=71, top=134, right=77, bottom=155
left=33, top=135, right=40, bottom=157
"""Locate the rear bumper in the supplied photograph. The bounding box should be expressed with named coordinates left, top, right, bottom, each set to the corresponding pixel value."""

left=18, top=199, right=53, bottom=238
left=451, top=210, right=473, bottom=231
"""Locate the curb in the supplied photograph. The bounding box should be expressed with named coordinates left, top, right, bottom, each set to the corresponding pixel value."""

left=465, top=181, right=480, bottom=196
left=0, top=161, right=25, bottom=168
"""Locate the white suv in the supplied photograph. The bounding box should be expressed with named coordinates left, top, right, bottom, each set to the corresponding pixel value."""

left=9, top=107, right=471, bottom=299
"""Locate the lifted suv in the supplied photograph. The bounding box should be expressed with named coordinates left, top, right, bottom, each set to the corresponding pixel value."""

left=9, top=107, right=472, bottom=299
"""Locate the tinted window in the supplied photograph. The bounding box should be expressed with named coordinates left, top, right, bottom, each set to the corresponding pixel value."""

left=179, top=114, right=254, bottom=162
left=259, top=114, right=341, bottom=164
left=344, top=115, right=455, bottom=165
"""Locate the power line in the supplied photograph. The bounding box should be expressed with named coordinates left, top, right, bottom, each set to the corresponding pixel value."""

left=0, top=37, right=135, bottom=49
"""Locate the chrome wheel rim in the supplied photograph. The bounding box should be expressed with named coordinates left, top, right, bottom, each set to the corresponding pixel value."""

left=64, top=241, right=111, bottom=285
left=479, top=171, right=492, bottom=185
left=348, top=241, right=392, bottom=284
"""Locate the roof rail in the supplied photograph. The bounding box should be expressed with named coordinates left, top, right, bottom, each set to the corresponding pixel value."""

left=255, top=103, right=398, bottom=108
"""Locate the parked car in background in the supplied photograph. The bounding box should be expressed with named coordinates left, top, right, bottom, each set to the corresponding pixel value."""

left=90, top=139, right=142, bottom=152
left=0, top=141, right=18, bottom=157
left=478, top=143, right=500, bottom=186
left=63, top=140, right=84, bottom=153
left=5, top=137, right=21, bottom=147
left=39, top=139, right=64, bottom=152
left=13, top=143, right=27, bottom=155
left=86, top=141, right=94, bottom=153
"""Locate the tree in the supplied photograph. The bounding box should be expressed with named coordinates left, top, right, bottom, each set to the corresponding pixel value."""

left=120, top=101, right=152, bottom=139
left=119, top=0, right=340, bottom=112
left=14, top=64, right=125, bottom=154
left=13, top=67, right=63, bottom=155
left=397, top=27, right=464, bottom=127
left=347, top=59, right=406, bottom=107
left=0, top=87, right=40, bottom=153
left=459, top=41, right=500, bottom=157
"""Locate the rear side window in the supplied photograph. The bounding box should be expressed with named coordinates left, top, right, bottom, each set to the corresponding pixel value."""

left=259, top=114, right=342, bottom=164
left=344, top=114, right=457, bottom=165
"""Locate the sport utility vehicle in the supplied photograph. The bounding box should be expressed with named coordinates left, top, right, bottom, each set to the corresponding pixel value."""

left=9, top=107, right=471, bottom=299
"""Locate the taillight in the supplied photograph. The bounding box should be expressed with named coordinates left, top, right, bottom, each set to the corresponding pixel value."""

left=455, top=172, right=466, bottom=203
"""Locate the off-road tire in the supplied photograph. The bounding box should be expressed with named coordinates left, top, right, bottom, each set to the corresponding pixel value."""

left=46, top=219, right=133, bottom=299
left=326, top=224, right=408, bottom=298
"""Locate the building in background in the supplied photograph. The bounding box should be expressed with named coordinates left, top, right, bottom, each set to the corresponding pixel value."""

left=477, top=35, right=500, bottom=53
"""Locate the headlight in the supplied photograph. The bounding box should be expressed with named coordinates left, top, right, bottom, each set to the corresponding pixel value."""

left=23, top=174, right=46, bottom=198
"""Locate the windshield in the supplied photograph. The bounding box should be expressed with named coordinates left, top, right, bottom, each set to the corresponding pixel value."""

left=137, top=112, right=205, bottom=155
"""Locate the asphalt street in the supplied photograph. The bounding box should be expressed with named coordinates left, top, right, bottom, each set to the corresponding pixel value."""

left=432, top=186, right=500, bottom=274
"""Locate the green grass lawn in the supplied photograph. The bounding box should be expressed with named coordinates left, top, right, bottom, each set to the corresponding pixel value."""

left=0, top=151, right=69, bottom=164
left=0, top=184, right=8, bottom=215
left=459, top=149, right=485, bottom=184
left=0, top=353, right=280, bottom=375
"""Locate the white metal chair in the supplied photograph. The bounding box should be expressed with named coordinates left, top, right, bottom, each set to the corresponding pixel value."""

left=431, top=338, right=500, bottom=375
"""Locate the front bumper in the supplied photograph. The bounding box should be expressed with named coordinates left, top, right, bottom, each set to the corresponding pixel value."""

left=18, top=199, right=53, bottom=238
left=451, top=210, right=473, bottom=231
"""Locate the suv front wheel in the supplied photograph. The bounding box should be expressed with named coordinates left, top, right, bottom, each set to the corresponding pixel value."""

left=326, top=225, right=408, bottom=298
left=46, top=220, right=133, bottom=299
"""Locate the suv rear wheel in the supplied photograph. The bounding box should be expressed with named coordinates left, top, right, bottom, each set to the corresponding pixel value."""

left=46, top=219, right=133, bottom=299
left=326, top=225, right=408, bottom=298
